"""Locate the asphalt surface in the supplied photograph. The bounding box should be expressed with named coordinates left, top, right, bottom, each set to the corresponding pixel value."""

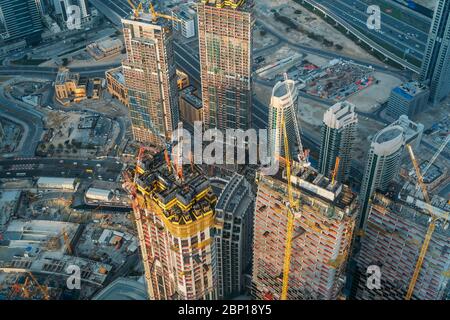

left=0, top=157, right=124, bottom=180
left=313, top=0, right=429, bottom=60
left=0, top=87, right=45, bottom=156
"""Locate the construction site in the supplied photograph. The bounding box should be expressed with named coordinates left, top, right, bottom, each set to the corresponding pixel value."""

left=354, top=187, right=450, bottom=300
left=297, top=59, right=375, bottom=101
left=0, top=219, right=112, bottom=300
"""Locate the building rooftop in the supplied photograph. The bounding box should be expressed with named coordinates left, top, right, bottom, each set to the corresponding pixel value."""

left=123, top=11, right=173, bottom=28
left=200, top=0, right=254, bottom=11
left=55, top=68, right=79, bottom=85
left=376, top=126, right=403, bottom=144
left=0, top=190, right=20, bottom=227
left=258, top=163, right=357, bottom=216
left=323, top=101, right=358, bottom=129
left=373, top=184, right=450, bottom=237
left=272, top=79, right=295, bottom=99
left=0, top=220, right=112, bottom=285
left=126, top=151, right=217, bottom=228
left=180, top=86, right=202, bottom=109
left=107, top=67, right=125, bottom=85
left=393, top=81, right=428, bottom=101
left=97, top=38, right=122, bottom=51
left=390, top=115, right=424, bottom=145
left=0, top=220, right=79, bottom=262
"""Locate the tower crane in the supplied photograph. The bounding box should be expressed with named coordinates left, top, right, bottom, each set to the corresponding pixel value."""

left=62, top=227, right=72, bottom=255
left=127, top=0, right=143, bottom=18
left=331, top=156, right=341, bottom=185
left=280, top=109, right=297, bottom=300
left=420, top=134, right=449, bottom=177
left=149, top=2, right=181, bottom=23
left=405, top=144, right=450, bottom=300
left=26, top=272, right=50, bottom=300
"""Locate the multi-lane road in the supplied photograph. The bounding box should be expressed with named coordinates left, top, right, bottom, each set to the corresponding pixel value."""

left=312, top=0, right=429, bottom=61
left=0, top=157, right=124, bottom=180
left=0, top=85, right=45, bottom=156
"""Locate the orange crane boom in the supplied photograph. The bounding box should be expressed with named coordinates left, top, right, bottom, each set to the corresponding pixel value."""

left=331, top=156, right=341, bottom=185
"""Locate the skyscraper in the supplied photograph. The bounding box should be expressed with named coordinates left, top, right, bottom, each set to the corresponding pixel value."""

left=124, top=151, right=218, bottom=300
left=359, top=125, right=405, bottom=230
left=122, top=12, right=179, bottom=146
left=318, top=101, right=357, bottom=183
left=419, top=0, right=450, bottom=104
left=0, top=0, right=43, bottom=43
left=268, top=77, right=304, bottom=161
left=354, top=188, right=450, bottom=300
left=252, top=165, right=358, bottom=300
left=213, top=173, right=254, bottom=299
left=197, top=0, right=254, bottom=130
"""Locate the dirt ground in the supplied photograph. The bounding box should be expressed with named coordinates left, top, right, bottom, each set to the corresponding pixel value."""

left=256, top=0, right=386, bottom=65
left=347, top=72, right=403, bottom=113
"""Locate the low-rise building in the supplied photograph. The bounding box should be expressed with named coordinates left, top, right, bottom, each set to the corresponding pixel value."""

left=172, top=5, right=197, bottom=39
left=0, top=191, right=21, bottom=229
left=37, top=177, right=78, bottom=191
left=177, top=69, right=190, bottom=90
left=179, top=86, right=202, bottom=131
left=87, top=37, right=123, bottom=60
left=85, top=188, right=114, bottom=202
left=387, top=81, right=430, bottom=119
left=105, top=67, right=128, bottom=106
left=55, top=68, right=102, bottom=105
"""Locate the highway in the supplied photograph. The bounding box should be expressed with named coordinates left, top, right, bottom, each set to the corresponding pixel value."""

left=312, top=0, right=429, bottom=61
left=0, top=86, right=45, bottom=157
left=296, top=0, right=424, bottom=71
left=0, top=158, right=124, bottom=180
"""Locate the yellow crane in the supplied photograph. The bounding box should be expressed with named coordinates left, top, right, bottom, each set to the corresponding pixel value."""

left=149, top=2, right=181, bottom=23
left=62, top=227, right=72, bottom=255
left=127, top=0, right=143, bottom=18
left=405, top=144, right=449, bottom=300
left=280, top=110, right=298, bottom=300
left=331, top=156, right=341, bottom=185
left=26, top=272, right=50, bottom=300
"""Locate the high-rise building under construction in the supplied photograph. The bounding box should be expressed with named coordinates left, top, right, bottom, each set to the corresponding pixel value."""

left=251, top=164, right=358, bottom=300
left=122, top=12, right=179, bottom=146
left=197, top=0, right=254, bottom=130
left=318, top=101, right=357, bottom=183
left=354, top=187, right=450, bottom=300
left=124, top=151, right=218, bottom=300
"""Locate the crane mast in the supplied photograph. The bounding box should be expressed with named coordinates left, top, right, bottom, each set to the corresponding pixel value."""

left=280, top=110, right=296, bottom=300
left=405, top=144, right=449, bottom=300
